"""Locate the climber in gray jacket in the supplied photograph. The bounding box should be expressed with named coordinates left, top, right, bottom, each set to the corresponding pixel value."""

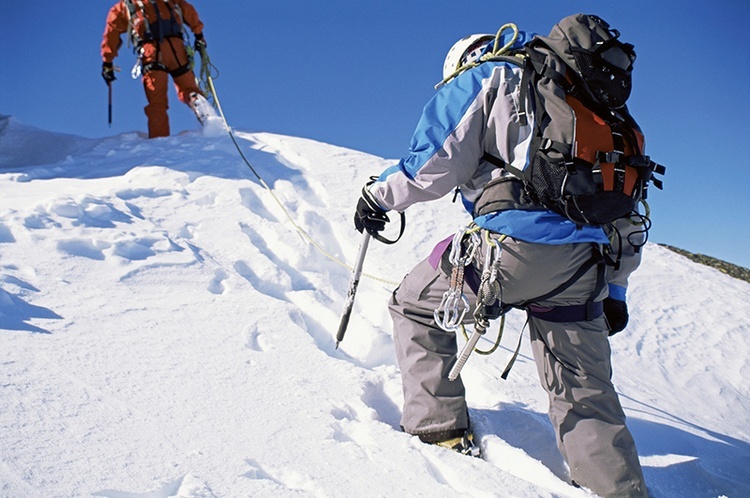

left=353, top=14, right=655, bottom=498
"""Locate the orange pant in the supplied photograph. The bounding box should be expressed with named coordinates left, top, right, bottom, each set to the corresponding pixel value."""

left=140, top=38, right=201, bottom=138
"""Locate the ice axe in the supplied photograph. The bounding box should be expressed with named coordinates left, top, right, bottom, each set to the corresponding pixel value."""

left=105, top=65, right=120, bottom=127
left=335, top=211, right=406, bottom=348
left=335, top=230, right=371, bottom=349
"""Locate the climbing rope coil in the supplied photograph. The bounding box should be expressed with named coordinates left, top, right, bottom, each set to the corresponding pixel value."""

left=436, top=23, right=523, bottom=89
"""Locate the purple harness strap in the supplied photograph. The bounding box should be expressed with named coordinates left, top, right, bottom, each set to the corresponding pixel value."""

left=428, top=235, right=454, bottom=270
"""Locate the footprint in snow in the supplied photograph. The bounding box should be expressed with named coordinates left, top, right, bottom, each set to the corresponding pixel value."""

left=207, top=269, right=228, bottom=295
left=245, top=323, right=270, bottom=352
left=0, top=223, right=15, bottom=243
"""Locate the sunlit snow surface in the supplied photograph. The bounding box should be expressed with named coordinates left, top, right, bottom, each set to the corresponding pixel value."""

left=1, top=115, right=748, bottom=497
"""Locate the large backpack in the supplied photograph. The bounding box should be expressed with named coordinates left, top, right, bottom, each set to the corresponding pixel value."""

left=474, top=15, right=665, bottom=227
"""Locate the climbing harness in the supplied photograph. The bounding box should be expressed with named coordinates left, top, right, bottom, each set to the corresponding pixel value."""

left=123, top=0, right=194, bottom=80
left=436, top=223, right=610, bottom=381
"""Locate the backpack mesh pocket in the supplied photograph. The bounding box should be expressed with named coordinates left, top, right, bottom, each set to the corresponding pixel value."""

left=528, top=152, right=567, bottom=206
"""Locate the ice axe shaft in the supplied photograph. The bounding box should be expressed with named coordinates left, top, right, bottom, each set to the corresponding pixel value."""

left=335, top=231, right=371, bottom=348
left=448, top=323, right=486, bottom=381
left=108, top=82, right=113, bottom=127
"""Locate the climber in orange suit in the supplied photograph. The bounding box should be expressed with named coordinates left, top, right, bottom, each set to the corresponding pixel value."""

left=101, top=0, right=206, bottom=138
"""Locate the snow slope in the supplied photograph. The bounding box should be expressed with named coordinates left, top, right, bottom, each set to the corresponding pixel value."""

left=1, top=115, right=748, bottom=497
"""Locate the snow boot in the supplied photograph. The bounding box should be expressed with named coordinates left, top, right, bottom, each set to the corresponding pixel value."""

left=189, top=92, right=213, bottom=125
left=188, top=92, right=226, bottom=136
left=435, top=431, right=482, bottom=458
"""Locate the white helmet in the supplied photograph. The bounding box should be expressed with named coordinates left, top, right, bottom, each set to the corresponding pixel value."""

left=442, top=33, right=494, bottom=80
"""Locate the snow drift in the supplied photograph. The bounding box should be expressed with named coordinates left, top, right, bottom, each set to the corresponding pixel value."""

left=0, top=116, right=748, bottom=497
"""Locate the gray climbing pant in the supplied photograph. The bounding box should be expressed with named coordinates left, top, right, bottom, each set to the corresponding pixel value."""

left=388, top=235, right=647, bottom=497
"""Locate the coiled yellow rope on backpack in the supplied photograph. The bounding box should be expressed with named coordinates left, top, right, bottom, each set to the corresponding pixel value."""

left=436, top=23, right=522, bottom=89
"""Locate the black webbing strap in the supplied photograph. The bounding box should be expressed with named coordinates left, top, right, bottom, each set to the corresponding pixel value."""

left=527, top=301, right=603, bottom=322
left=141, top=61, right=168, bottom=73
left=517, top=59, right=532, bottom=126
left=609, top=124, right=627, bottom=193
left=481, top=152, right=506, bottom=168
left=501, top=319, right=527, bottom=380
left=369, top=211, right=406, bottom=245
left=165, top=37, right=191, bottom=77
left=149, top=0, right=163, bottom=41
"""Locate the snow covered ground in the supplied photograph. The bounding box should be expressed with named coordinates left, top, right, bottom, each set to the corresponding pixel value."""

left=1, top=115, right=748, bottom=497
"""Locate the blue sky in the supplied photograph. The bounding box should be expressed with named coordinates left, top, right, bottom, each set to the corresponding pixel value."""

left=1, top=1, right=749, bottom=268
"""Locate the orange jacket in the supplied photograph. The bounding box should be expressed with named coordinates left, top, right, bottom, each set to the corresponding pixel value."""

left=101, top=0, right=204, bottom=63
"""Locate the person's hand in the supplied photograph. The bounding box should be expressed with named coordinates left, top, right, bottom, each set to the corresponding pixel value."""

left=354, top=186, right=389, bottom=235
left=194, top=33, right=207, bottom=52
left=101, top=62, right=116, bottom=84
left=603, top=297, right=628, bottom=335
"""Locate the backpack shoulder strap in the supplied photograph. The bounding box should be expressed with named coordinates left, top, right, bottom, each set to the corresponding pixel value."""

left=122, top=0, right=152, bottom=46
left=478, top=53, right=533, bottom=127
left=169, top=0, right=185, bottom=24
left=122, top=0, right=138, bottom=19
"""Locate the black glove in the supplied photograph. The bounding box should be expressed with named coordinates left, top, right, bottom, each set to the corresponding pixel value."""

left=194, top=32, right=207, bottom=52
left=603, top=297, right=629, bottom=335
left=354, top=186, right=389, bottom=235
left=101, top=62, right=116, bottom=84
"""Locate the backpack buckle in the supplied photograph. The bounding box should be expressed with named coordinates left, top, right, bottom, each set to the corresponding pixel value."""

left=597, top=151, right=623, bottom=164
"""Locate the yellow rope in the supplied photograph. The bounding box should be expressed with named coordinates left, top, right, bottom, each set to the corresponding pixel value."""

left=195, top=45, right=219, bottom=106
left=489, top=23, right=520, bottom=57
left=460, top=313, right=505, bottom=355
left=435, top=23, right=523, bottom=89
left=206, top=75, right=401, bottom=287
left=635, top=199, right=651, bottom=225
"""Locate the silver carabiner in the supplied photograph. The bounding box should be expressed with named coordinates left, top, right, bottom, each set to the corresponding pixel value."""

left=435, top=290, right=470, bottom=331
left=448, top=226, right=480, bottom=267
left=477, top=231, right=503, bottom=307
left=435, top=225, right=481, bottom=331
left=131, top=59, right=142, bottom=79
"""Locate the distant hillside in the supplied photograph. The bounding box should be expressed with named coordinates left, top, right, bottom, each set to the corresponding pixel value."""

left=659, top=244, right=750, bottom=283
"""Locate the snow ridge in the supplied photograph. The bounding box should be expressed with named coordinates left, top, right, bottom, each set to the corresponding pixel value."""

left=1, top=119, right=748, bottom=497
